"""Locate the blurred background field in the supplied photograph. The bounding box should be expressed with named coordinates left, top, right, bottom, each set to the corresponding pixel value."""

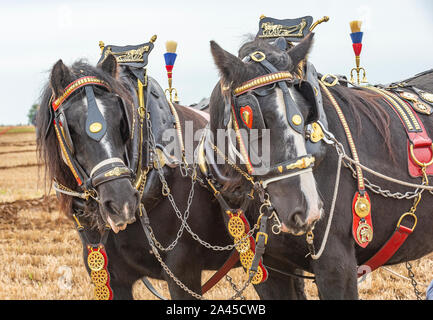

left=0, top=126, right=431, bottom=300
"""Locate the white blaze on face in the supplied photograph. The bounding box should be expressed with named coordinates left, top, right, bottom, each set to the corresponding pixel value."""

left=275, top=88, right=322, bottom=224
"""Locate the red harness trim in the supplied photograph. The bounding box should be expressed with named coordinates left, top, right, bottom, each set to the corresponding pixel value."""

left=358, top=224, right=413, bottom=277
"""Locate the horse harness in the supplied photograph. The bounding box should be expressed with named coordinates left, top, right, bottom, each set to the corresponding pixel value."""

left=196, top=49, right=333, bottom=290
left=51, top=76, right=133, bottom=200
left=319, top=74, right=433, bottom=278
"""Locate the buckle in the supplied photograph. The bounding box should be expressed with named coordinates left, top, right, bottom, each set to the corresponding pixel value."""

left=320, top=73, right=339, bottom=87
left=250, top=51, right=266, bottom=62
left=396, top=212, right=417, bottom=232
left=255, top=231, right=268, bottom=245
left=409, top=143, right=433, bottom=168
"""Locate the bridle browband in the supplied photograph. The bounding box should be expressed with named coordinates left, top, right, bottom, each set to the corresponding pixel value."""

left=215, top=50, right=315, bottom=188
left=51, top=76, right=133, bottom=200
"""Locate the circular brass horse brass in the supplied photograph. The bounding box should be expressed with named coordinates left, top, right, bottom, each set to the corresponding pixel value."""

left=91, top=269, right=108, bottom=286
left=355, top=196, right=370, bottom=218
left=228, top=216, right=245, bottom=238
left=240, top=250, right=255, bottom=269
left=87, top=250, right=105, bottom=271
left=421, top=92, right=433, bottom=103
left=250, top=267, right=264, bottom=285
left=89, top=122, right=102, bottom=133
left=94, top=284, right=110, bottom=300
left=234, top=236, right=250, bottom=254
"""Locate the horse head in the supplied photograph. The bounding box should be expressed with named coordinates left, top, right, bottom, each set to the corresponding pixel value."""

left=209, top=33, right=323, bottom=235
left=37, top=55, right=139, bottom=233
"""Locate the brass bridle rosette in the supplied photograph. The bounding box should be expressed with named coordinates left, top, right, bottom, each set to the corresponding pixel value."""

left=87, top=249, right=105, bottom=272
left=234, top=236, right=250, bottom=254
left=228, top=215, right=245, bottom=238
left=250, top=266, right=264, bottom=285
left=94, top=284, right=111, bottom=300
left=240, top=249, right=255, bottom=269
left=91, top=269, right=109, bottom=286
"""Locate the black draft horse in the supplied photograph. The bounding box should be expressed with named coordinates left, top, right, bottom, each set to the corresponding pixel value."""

left=209, top=33, right=433, bottom=299
left=35, top=34, right=321, bottom=299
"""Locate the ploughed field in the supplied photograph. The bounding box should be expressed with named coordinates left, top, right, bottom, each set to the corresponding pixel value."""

left=0, top=126, right=431, bottom=300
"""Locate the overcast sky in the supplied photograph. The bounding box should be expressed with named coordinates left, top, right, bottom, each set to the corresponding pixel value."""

left=0, top=0, right=432, bottom=125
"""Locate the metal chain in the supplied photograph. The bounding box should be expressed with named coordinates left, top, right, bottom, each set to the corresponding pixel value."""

left=405, top=261, right=423, bottom=300
left=342, top=158, right=422, bottom=200
left=225, top=275, right=245, bottom=300
left=144, top=105, right=260, bottom=252
left=330, top=136, right=428, bottom=200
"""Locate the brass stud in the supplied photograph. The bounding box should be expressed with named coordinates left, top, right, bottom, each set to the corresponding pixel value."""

left=292, top=114, right=302, bottom=126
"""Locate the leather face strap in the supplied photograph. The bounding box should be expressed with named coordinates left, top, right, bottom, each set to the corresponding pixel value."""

left=85, top=86, right=107, bottom=141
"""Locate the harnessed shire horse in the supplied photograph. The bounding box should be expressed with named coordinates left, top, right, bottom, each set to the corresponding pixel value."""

left=36, top=38, right=319, bottom=299
left=240, top=36, right=433, bottom=298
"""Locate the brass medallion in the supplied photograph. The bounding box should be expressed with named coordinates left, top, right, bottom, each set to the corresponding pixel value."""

left=91, top=269, right=108, bottom=286
left=94, top=284, right=110, bottom=300
left=87, top=250, right=105, bottom=272
left=153, top=148, right=166, bottom=169
left=228, top=215, right=246, bottom=239
left=250, top=266, right=264, bottom=285
left=240, top=250, right=255, bottom=269
left=310, top=122, right=325, bottom=143
left=413, top=101, right=432, bottom=115
left=356, top=222, right=373, bottom=244
left=89, top=122, right=102, bottom=133
left=399, top=91, right=418, bottom=102
left=420, top=91, right=433, bottom=103
left=354, top=196, right=370, bottom=218
left=234, top=236, right=250, bottom=254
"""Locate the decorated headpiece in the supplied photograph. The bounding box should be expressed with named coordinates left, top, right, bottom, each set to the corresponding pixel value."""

left=349, top=20, right=367, bottom=84
left=164, top=41, right=179, bottom=103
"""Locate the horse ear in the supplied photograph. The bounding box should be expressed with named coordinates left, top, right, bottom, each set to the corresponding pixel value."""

left=210, top=40, right=246, bottom=87
left=99, top=54, right=118, bottom=78
left=50, top=60, right=74, bottom=98
left=287, top=32, right=315, bottom=70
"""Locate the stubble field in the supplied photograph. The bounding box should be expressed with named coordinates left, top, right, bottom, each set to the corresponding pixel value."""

left=0, top=127, right=431, bottom=300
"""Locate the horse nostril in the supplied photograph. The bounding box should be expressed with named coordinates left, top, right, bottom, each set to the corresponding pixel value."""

left=289, top=210, right=305, bottom=227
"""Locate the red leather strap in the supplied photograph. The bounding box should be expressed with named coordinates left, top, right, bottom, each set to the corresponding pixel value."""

left=357, top=225, right=413, bottom=277
left=201, top=250, right=240, bottom=294
left=406, top=105, right=433, bottom=177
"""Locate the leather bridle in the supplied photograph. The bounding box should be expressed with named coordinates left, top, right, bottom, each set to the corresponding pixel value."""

left=51, top=76, right=133, bottom=200
left=219, top=50, right=316, bottom=188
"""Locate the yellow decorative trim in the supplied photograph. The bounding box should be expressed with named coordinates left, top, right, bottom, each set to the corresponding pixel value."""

left=53, top=77, right=108, bottom=110
left=259, top=18, right=307, bottom=39
left=231, top=108, right=254, bottom=174
left=366, top=86, right=421, bottom=131
left=285, top=156, right=315, bottom=171
left=54, top=124, right=82, bottom=184
left=234, top=72, right=293, bottom=96
left=319, top=80, right=365, bottom=190
left=104, top=167, right=130, bottom=178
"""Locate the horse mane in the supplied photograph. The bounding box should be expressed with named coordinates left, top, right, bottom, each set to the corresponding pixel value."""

left=36, top=59, right=133, bottom=218
left=324, top=84, right=394, bottom=161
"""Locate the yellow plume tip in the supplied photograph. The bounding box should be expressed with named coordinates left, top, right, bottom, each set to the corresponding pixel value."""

left=350, top=20, right=362, bottom=33
left=165, top=40, right=178, bottom=53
